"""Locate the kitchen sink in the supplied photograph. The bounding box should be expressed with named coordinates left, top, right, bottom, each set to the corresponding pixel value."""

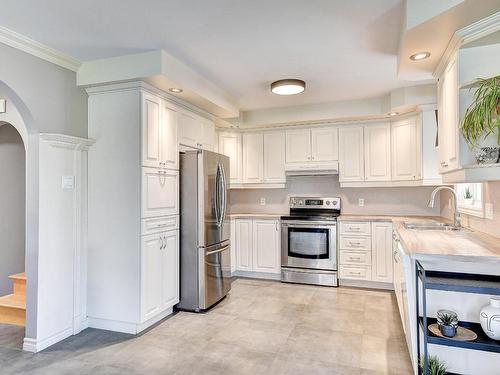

left=403, top=222, right=461, bottom=231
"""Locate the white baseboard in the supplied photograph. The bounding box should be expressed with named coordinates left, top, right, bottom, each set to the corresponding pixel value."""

left=339, top=279, right=394, bottom=290
left=23, top=326, right=73, bottom=353
left=233, top=271, right=281, bottom=281
left=89, top=307, right=174, bottom=335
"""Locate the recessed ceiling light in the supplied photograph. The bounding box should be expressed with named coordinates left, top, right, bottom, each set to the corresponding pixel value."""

left=271, top=79, right=306, bottom=95
left=169, top=88, right=183, bottom=93
left=410, top=52, right=431, bottom=61
left=388, top=112, right=398, bottom=116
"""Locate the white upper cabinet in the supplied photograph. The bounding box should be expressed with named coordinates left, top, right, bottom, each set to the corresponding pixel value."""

left=311, top=127, right=338, bottom=162
left=243, top=133, right=264, bottom=183
left=263, top=131, right=286, bottom=183
left=364, top=123, right=391, bottom=181
left=141, top=93, right=162, bottom=168
left=438, top=54, right=459, bottom=173
left=285, top=129, right=311, bottom=163
left=201, top=119, right=215, bottom=151
left=161, top=104, right=179, bottom=170
left=252, top=220, right=280, bottom=274
left=179, top=111, right=202, bottom=149
left=371, top=222, right=393, bottom=283
left=218, top=132, right=242, bottom=184
left=392, top=117, right=420, bottom=181
left=339, top=126, right=364, bottom=182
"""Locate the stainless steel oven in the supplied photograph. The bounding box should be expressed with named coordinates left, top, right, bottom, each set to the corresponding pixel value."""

left=281, top=197, right=340, bottom=287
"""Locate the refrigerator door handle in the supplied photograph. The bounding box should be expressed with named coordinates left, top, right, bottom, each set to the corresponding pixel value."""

left=215, top=163, right=221, bottom=227
left=220, top=162, right=227, bottom=226
left=205, top=245, right=230, bottom=256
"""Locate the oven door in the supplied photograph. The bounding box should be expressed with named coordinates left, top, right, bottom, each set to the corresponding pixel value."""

left=281, top=221, right=337, bottom=271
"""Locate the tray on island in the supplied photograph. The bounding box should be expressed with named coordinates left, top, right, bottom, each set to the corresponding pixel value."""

left=428, top=323, right=477, bottom=341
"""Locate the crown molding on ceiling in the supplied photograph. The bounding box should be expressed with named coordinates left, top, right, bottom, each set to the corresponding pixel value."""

left=0, top=25, right=81, bottom=72
left=434, top=11, right=500, bottom=77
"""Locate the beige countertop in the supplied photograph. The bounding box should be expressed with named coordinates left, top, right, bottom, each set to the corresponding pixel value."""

left=228, top=213, right=285, bottom=219
left=339, top=214, right=500, bottom=261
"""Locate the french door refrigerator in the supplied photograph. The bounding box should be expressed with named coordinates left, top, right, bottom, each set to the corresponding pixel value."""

left=177, top=150, right=231, bottom=311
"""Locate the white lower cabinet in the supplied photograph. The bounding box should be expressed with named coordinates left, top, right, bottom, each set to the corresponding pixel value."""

left=141, top=229, right=179, bottom=322
left=234, top=218, right=280, bottom=276
left=339, top=221, right=393, bottom=286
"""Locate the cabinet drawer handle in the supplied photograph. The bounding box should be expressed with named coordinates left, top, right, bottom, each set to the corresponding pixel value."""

left=348, top=227, right=361, bottom=231
left=349, top=241, right=361, bottom=246
left=349, top=256, right=361, bottom=261
left=349, top=271, right=362, bottom=276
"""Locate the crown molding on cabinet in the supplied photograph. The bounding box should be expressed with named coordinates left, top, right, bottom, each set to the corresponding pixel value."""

left=0, top=25, right=81, bottom=72
left=434, top=11, right=500, bottom=78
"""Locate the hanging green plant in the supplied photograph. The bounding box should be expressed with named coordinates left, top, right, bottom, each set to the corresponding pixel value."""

left=461, top=75, right=500, bottom=146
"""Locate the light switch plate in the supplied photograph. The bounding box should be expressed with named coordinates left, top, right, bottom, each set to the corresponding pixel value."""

left=485, top=203, right=494, bottom=220
left=260, top=197, right=266, bottom=206
left=62, top=175, right=75, bottom=190
left=358, top=198, right=365, bottom=207
left=0, top=99, right=6, bottom=113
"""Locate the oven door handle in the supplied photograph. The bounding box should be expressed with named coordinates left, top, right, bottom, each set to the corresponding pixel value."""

left=282, top=223, right=337, bottom=229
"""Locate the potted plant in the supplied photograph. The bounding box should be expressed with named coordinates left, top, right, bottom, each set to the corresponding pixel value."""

left=463, top=187, right=473, bottom=205
left=461, top=75, right=500, bottom=151
left=419, top=356, right=448, bottom=375
left=437, top=309, right=458, bottom=338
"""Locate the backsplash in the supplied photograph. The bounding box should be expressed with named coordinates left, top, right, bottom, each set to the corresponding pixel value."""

left=229, top=175, right=441, bottom=216
left=441, top=181, right=500, bottom=238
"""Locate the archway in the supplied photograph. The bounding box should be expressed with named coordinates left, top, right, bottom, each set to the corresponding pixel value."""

left=0, top=122, right=26, bottom=348
left=0, top=81, right=39, bottom=350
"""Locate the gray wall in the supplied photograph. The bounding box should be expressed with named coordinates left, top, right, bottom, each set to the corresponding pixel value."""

left=230, top=175, right=441, bottom=216
left=0, top=124, right=25, bottom=296
left=0, top=43, right=87, bottom=137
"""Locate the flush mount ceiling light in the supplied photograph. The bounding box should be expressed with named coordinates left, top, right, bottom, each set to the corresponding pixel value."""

left=270, top=79, right=306, bottom=95
left=388, top=112, right=398, bottom=116
left=410, top=52, right=431, bottom=61
left=169, top=87, right=183, bottom=93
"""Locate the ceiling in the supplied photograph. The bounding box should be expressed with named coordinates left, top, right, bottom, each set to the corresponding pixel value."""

left=0, top=0, right=412, bottom=111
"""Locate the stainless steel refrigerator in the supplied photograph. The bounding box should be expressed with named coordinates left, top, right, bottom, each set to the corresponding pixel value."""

left=177, top=150, right=231, bottom=312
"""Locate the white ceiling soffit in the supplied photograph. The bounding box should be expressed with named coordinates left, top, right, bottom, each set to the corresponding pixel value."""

left=77, top=50, right=239, bottom=118
left=398, top=0, right=500, bottom=81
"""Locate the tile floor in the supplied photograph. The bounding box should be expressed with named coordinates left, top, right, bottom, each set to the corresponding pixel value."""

left=0, top=278, right=413, bottom=374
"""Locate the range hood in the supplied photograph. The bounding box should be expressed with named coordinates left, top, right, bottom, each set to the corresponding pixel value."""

left=285, top=161, right=339, bottom=176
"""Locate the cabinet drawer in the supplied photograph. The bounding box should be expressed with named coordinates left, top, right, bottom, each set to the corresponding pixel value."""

left=340, top=221, right=371, bottom=236
left=339, top=265, right=371, bottom=280
left=142, top=215, right=179, bottom=236
left=340, top=251, right=371, bottom=266
left=339, top=236, right=371, bottom=251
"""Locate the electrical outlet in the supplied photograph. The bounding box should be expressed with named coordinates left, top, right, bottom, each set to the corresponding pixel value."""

left=358, top=198, right=364, bottom=207
left=260, top=197, right=266, bottom=206
left=448, top=198, right=452, bottom=210
left=485, top=203, right=494, bottom=220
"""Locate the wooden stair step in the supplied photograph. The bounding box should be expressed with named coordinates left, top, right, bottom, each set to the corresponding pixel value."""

left=9, top=272, right=26, bottom=296
left=0, top=294, right=26, bottom=326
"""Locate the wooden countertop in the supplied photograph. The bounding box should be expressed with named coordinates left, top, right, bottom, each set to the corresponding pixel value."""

left=339, top=215, right=500, bottom=261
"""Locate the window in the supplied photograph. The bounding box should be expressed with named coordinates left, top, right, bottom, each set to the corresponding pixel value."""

left=456, top=183, right=484, bottom=217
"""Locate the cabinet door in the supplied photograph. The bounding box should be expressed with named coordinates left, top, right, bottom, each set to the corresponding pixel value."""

left=230, top=219, right=236, bottom=273
left=179, top=111, right=202, bottom=148
left=371, top=222, right=393, bottom=283
left=243, top=133, right=263, bottom=183
left=141, top=93, right=162, bottom=168
left=263, top=131, right=285, bottom=183
left=235, top=219, right=252, bottom=271
left=141, top=233, right=163, bottom=321
left=161, top=230, right=179, bottom=309
left=364, top=123, right=391, bottom=181
left=392, top=117, right=419, bottom=181
left=219, top=133, right=242, bottom=184
left=142, top=168, right=179, bottom=218
left=285, top=129, right=311, bottom=163
left=338, top=126, right=364, bottom=181
left=311, top=127, right=338, bottom=162
left=252, top=220, right=280, bottom=274
left=161, top=104, right=179, bottom=170
left=202, top=120, right=215, bottom=151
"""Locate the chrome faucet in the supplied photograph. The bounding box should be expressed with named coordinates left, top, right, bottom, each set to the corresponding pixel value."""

left=427, top=186, right=461, bottom=228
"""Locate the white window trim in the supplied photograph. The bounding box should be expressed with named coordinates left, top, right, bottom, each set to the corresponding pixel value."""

left=456, top=183, right=485, bottom=218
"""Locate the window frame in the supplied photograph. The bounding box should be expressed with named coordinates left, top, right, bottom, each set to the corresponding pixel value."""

left=456, top=183, right=485, bottom=218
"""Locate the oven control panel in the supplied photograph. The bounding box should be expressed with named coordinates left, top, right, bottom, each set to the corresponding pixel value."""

left=289, top=197, right=341, bottom=209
